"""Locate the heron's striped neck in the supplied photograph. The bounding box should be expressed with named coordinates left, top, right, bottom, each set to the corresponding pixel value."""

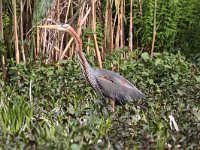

left=76, top=50, right=103, bottom=96
left=76, top=50, right=93, bottom=78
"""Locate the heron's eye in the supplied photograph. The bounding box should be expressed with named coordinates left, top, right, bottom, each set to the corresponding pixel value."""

left=101, top=76, right=107, bottom=79
left=62, top=24, right=70, bottom=28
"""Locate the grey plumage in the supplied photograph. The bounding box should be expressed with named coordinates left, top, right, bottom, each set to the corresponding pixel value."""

left=93, top=69, right=145, bottom=104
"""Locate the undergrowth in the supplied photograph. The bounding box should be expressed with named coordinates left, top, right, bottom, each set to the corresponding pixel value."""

left=0, top=51, right=199, bottom=149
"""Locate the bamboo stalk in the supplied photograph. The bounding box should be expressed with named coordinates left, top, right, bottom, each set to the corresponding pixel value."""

left=65, top=0, right=71, bottom=23
left=109, top=0, right=113, bottom=51
left=129, top=0, right=133, bottom=51
left=56, top=0, right=60, bottom=61
left=115, top=2, right=120, bottom=49
left=60, top=0, right=71, bottom=58
left=80, top=7, right=91, bottom=26
left=59, top=37, right=73, bottom=61
left=120, top=0, right=124, bottom=49
left=20, top=0, right=26, bottom=63
left=77, top=1, right=86, bottom=36
left=25, top=0, right=29, bottom=34
left=151, top=0, right=157, bottom=57
left=86, top=12, right=91, bottom=55
left=0, top=0, right=7, bottom=80
left=92, top=0, right=102, bottom=68
left=86, top=36, right=91, bottom=55
left=25, top=0, right=31, bottom=54
left=69, top=2, right=74, bottom=57
left=12, top=0, right=20, bottom=64
left=103, top=0, right=108, bottom=52
left=105, top=0, right=113, bottom=51
left=36, top=26, right=40, bottom=58
left=96, top=0, right=101, bottom=20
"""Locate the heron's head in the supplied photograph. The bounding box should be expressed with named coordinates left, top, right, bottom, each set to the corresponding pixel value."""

left=38, top=23, right=81, bottom=47
left=37, top=24, right=71, bottom=31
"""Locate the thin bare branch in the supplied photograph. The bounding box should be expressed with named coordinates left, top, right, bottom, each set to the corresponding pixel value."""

left=59, top=37, right=73, bottom=61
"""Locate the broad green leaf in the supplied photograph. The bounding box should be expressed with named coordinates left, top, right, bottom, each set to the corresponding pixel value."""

left=142, top=71, right=149, bottom=76
left=195, top=76, right=200, bottom=83
left=192, top=110, right=200, bottom=121
left=70, top=144, right=81, bottom=150
left=68, top=103, right=75, bottom=115
left=177, top=89, right=184, bottom=96
left=171, top=74, right=178, bottom=81
left=47, top=70, right=54, bottom=76
left=164, top=65, right=172, bottom=69
left=148, top=78, right=154, bottom=85
left=141, top=52, right=150, bottom=61
left=155, top=58, right=162, bottom=66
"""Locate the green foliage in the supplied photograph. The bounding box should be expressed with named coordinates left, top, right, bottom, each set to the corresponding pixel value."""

left=0, top=93, right=33, bottom=133
left=132, top=0, right=200, bottom=59
left=82, top=21, right=104, bottom=52
left=175, top=0, right=200, bottom=59
left=0, top=51, right=199, bottom=149
left=32, top=0, right=54, bottom=26
left=140, top=0, right=154, bottom=49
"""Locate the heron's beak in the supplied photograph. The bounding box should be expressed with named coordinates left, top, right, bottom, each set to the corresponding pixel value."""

left=37, top=24, right=70, bottom=31
left=37, top=24, right=80, bottom=44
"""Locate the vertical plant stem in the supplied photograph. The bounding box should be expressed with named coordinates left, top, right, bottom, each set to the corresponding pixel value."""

left=151, top=0, right=157, bottom=57
left=120, top=0, right=124, bottom=49
left=86, top=13, right=91, bottom=55
left=36, top=26, right=40, bottom=58
left=129, top=0, right=133, bottom=51
left=109, top=0, right=113, bottom=51
left=92, top=0, right=102, bottom=68
left=104, top=1, right=108, bottom=51
left=12, top=0, right=20, bottom=64
left=104, top=0, right=113, bottom=51
left=86, top=36, right=91, bottom=55
left=138, top=0, right=142, bottom=16
left=77, top=1, right=85, bottom=36
left=59, top=38, right=73, bottom=61
left=60, top=0, right=71, bottom=58
left=0, top=0, right=7, bottom=80
left=20, top=0, right=26, bottom=63
left=115, top=3, right=120, bottom=49
left=29, top=80, right=32, bottom=102
left=69, top=3, right=74, bottom=57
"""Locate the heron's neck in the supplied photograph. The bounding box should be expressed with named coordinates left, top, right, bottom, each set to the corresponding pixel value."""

left=76, top=50, right=92, bottom=72
left=68, top=27, right=93, bottom=72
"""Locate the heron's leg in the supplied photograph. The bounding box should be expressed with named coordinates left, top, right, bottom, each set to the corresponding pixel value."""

left=110, top=100, right=115, bottom=112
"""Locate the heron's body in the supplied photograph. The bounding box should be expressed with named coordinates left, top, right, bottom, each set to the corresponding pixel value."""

left=38, top=24, right=145, bottom=111
left=96, top=69, right=145, bottom=104
left=86, top=68, right=145, bottom=105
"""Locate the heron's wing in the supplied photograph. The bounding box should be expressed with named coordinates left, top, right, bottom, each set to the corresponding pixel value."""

left=96, top=73, right=145, bottom=104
